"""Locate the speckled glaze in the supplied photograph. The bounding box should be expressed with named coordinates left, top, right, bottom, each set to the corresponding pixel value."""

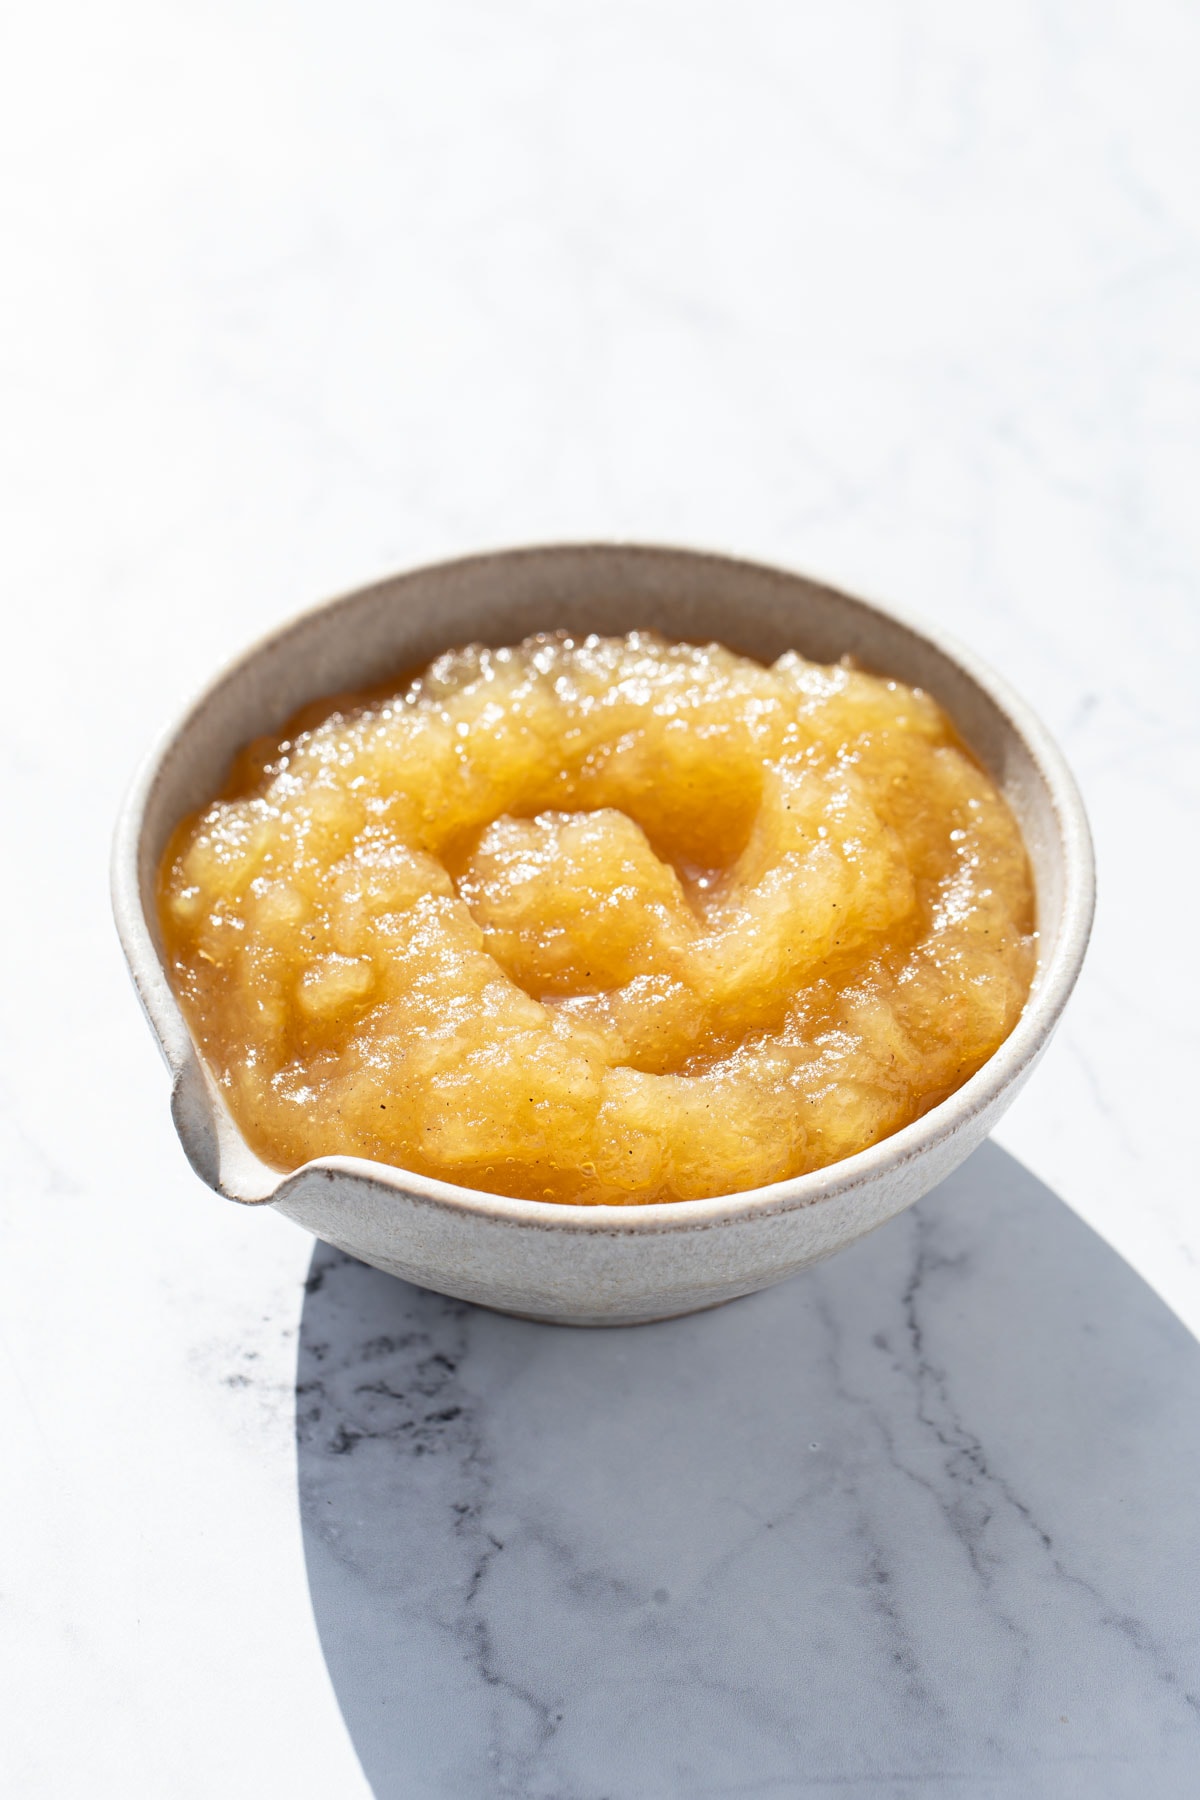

left=111, top=544, right=1094, bottom=1324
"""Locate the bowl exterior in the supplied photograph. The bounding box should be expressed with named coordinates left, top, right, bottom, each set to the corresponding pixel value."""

left=272, top=1049, right=1043, bottom=1326
left=113, top=543, right=1093, bottom=1327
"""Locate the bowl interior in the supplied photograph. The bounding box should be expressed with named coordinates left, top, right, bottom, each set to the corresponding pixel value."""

left=120, top=543, right=1089, bottom=1207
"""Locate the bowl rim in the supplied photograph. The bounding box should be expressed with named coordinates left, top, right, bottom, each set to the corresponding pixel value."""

left=112, top=539, right=1095, bottom=1234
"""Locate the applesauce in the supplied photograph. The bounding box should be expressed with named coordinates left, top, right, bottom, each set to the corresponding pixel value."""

left=158, top=632, right=1035, bottom=1204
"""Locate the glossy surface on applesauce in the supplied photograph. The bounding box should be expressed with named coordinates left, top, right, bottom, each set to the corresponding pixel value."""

left=158, top=633, right=1035, bottom=1202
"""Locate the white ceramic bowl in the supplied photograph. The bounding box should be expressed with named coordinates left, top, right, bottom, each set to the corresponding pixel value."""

left=113, top=544, right=1094, bottom=1325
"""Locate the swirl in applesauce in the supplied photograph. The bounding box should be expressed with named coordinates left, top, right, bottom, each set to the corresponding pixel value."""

left=158, top=632, right=1035, bottom=1204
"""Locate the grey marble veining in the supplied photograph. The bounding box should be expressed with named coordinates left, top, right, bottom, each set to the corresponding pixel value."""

left=297, top=1145, right=1200, bottom=1798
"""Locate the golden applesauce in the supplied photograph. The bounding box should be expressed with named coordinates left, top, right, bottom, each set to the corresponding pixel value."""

left=158, top=632, right=1035, bottom=1204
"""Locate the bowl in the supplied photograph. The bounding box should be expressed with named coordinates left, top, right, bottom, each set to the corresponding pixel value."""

left=112, top=543, right=1094, bottom=1325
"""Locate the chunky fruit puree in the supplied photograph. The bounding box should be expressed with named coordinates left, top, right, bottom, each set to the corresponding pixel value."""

left=159, top=632, right=1035, bottom=1203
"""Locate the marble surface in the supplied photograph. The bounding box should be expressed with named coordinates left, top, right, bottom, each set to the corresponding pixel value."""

left=2, top=3, right=1198, bottom=1795
left=298, top=1147, right=1200, bottom=1799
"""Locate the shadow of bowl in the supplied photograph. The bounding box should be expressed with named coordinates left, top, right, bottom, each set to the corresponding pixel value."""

left=296, top=1142, right=1200, bottom=1798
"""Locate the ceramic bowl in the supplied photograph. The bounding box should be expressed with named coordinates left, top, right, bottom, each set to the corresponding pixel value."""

left=112, top=544, right=1094, bottom=1325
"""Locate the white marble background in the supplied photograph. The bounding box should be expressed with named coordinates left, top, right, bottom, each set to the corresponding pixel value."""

left=2, top=3, right=1198, bottom=1795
